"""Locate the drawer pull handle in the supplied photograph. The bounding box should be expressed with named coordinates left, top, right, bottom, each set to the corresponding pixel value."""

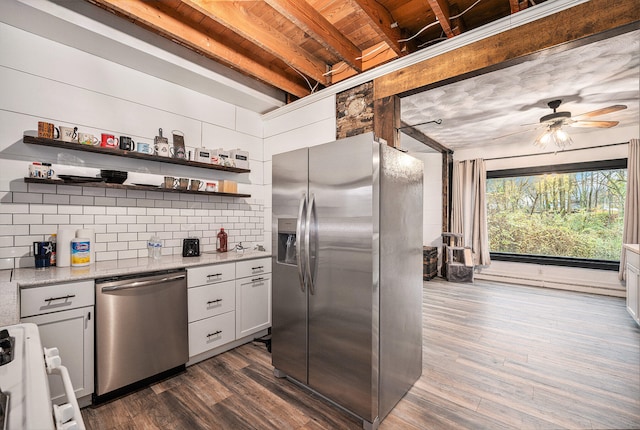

left=206, top=299, right=222, bottom=305
left=206, top=330, right=222, bottom=338
left=251, top=277, right=265, bottom=282
left=45, top=294, right=75, bottom=303
left=252, top=266, right=264, bottom=270
left=207, top=273, right=223, bottom=278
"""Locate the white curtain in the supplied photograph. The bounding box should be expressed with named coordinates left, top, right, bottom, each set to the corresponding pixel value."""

left=451, top=159, right=491, bottom=266
left=619, top=139, right=639, bottom=281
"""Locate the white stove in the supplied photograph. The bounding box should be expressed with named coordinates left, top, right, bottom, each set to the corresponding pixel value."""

left=0, top=323, right=85, bottom=430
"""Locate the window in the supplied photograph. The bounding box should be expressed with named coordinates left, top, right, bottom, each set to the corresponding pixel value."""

left=486, top=159, right=627, bottom=270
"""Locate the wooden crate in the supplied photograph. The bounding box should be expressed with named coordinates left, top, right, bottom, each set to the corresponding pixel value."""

left=423, top=246, right=438, bottom=281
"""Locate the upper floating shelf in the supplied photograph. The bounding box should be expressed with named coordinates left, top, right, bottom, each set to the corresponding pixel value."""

left=22, top=136, right=251, bottom=174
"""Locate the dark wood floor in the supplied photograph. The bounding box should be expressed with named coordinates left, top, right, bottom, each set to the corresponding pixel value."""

left=82, top=279, right=640, bottom=430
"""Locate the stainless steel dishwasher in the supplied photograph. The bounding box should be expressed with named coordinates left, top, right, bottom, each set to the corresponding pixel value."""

left=94, top=269, right=188, bottom=400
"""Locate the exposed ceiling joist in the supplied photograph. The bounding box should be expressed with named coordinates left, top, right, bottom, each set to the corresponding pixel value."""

left=350, top=0, right=406, bottom=55
left=264, top=0, right=363, bottom=73
left=182, top=0, right=329, bottom=85
left=426, top=0, right=458, bottom=38
left=89, top=0, right=310, bottom=97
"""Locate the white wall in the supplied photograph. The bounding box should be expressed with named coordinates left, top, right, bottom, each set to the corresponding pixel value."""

left=454, top=133, right=633, bottom=296
left=0, top=21, right=266, bottom=269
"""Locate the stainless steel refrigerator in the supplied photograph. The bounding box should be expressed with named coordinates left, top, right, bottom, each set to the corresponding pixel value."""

left=271, top=132, right=423, bottom=429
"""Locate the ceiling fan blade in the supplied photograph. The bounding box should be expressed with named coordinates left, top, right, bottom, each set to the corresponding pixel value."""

left=569, top=120, right=619, bottom=128
left=572, top=105, right=627, bottom=120
left=492, top=127, right=538, bottom=140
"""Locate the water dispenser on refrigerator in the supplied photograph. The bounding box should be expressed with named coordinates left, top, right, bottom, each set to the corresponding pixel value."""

left=277, top=218, right=298, bottom=265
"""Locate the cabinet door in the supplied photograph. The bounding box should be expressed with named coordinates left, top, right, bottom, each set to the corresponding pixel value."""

left=236, top=274, right=271, bottom=338
left=22, top=306, right=94, bottom=403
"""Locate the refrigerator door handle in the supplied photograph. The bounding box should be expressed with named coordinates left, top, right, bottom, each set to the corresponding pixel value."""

left=305, top=193, right=317, bottom=295
left=296, top=193, right=307, bottom=292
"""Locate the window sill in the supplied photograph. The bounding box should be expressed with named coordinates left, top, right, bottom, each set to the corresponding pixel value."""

left=489, top=252, right=619, bottom=271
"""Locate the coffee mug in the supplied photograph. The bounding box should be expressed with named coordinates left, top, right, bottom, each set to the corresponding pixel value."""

left=59, top=126, right=78, bottom=143
left=136, top=142, right=154, bottom=155
left=189, top=179, right=203, bottom=191
left=33, top=241, right=53, bottom=269
left=120, top=136, right=135, bottom=151
left=177, top=177, right=189, bottom=190
left=164, top=176, right=177, bottom=189
left=171, top=145, right=186, bottom=159
left=28, top=163, right=52, bottom=179
left=155, top=141, right=171, bottom=157
left=101, top=133, right=119, bottom=148
left=78, top=132, right=99, bottom=146
left=38, top=122, right=59, bottom=139
left=205, top=181, right=217, bottom=192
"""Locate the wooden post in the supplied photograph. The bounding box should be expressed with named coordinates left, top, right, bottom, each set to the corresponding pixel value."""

left=373, top=95, right=400, bottom=147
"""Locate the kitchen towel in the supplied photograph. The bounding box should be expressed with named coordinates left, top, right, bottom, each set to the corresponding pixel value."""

left=76, top=228, right=95, bottom=264
left=56, top=227, right=76, bottom=267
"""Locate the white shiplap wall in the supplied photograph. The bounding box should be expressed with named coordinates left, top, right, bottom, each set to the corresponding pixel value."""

left=0, top=22, right=266, bottom=269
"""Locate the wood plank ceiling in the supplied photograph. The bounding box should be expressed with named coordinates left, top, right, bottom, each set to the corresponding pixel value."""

left=85, top=0, right=546, bottom=101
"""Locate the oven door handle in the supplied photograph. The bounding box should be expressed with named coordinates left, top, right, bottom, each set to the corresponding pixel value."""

left=101, top=273, right=186, bottom=292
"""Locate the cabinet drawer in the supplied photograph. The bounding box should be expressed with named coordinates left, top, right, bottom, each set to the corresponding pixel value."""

left=188, top=311, right=235, bottom=357
left=236, top=258, right=272, bottom=279
left=20, top=280, right=94, bottom=318
left=188, top=281, right=235, bottom=323
left=187, top=263, right=235, bottom=288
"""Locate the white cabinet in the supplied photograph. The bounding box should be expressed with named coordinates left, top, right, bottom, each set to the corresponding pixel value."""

left=186, top=257, right=271, bottom=364
left=20, top=280, right=94, bottom=403
left=625, top=247, right=640, bottom=326
left=235, top=258, right=271, bottom=338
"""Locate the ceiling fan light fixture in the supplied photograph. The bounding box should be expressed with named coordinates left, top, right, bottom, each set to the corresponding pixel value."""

left=534, top=123, right=573, bottom=150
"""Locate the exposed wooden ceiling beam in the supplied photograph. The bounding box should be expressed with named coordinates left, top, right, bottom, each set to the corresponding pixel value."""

left=510, top=0, right=530, bottom=13
left=400, top=121, right=452, bottom=153
left=89, top=0, right=311, bottom=97
left=264, top=0, right=363, bottom=72
left=426, top=0, right=459, bottom=38
left=182, top=0, right=329, bottom=85
left=374, top=0, right=640, bottom=99
left=350, top=0, right=406, bottom=55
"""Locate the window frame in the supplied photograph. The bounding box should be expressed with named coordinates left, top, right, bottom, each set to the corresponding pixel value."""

left=487, top=158, right=628, bottom=271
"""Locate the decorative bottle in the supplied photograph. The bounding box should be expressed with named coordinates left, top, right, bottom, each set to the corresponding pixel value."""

left=216, top=228, right=228, bottom=252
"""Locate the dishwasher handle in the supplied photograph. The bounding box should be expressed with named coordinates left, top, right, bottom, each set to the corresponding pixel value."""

left=101, top=273, right=186, bottom=292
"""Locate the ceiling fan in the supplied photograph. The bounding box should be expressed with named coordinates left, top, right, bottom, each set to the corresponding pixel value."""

left=534, top=99, right=627, bottom=150
left=493, top=100, right=628, bottom=149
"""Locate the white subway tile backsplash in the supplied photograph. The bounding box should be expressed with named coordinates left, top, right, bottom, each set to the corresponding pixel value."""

left=106, top=224, right=127, bottom=233
left=97, top=251, right=117, bottom=261
left=107, top=207, right=127, bottom=215
left=13, top=193, right=42, bottom=204
left=58, top=205, right=83, bottom=214
left=0, top=236, right=13, bottom=247
left=127, top=207, right=146, bottom=215
left=94, top=197, right=116, bottom=206
left=128, top=224, right=146, bottom=233
left=57, top=185, right=82, bottom=195
left=108, top=242, right=127, bottom=251
left=106, top=189, right=127, bottom=197
left=43, top=214, right=70, bottom=224
left=154, top=200, right=171, bottom=208
left=0, top=214, right=11, bottom=224
left=83, top=188, right=106, bottom=197
left=13, top=214, right=42, bottom=224
left=29, top=225, right=56, bottom=235
left=70, top=196, right=94, bottom=205
left=116, top=198, right=136, bottom=206
left=97, top=233, right=118, bottom=243
left=117, top=232, right=138, bottom=242
left=29, top=204, right=57, bottom=214
left=70, top=214, right=93, bottom=225
left=117, top=215, right=137, bottom=224
left=27, top=183, right=57, bottom=194
left=137, top=199, right=154, bottom=208
left=118, top=250, right=138, bottom=260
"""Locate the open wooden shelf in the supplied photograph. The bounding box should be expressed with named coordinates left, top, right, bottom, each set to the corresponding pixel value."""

left=23, top=136, right=251, bottom=173
left=24, top=177, right=251, bottom=198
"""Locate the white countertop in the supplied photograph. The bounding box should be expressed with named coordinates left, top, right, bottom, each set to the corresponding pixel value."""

left=623, top=244, right=640, bottom=255
left=13, top=250, right=271, bottom=287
